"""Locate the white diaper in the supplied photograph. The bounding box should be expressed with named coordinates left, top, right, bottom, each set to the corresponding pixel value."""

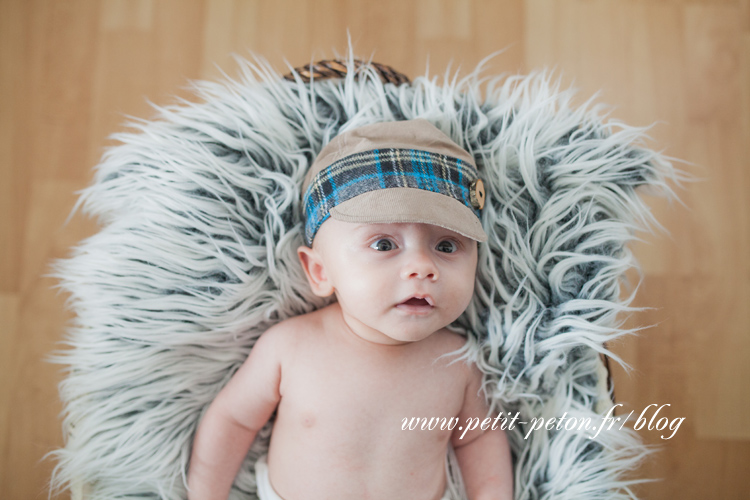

left=254, top=454, right=452, bottom=500
left=254, top=454, right=283, bottom=500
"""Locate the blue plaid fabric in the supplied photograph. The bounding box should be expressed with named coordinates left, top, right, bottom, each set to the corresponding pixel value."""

left=303, top=148, right=481, bottom=245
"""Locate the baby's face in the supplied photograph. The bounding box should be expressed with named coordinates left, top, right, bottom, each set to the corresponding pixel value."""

left=297, top=219, right=478, bottom=345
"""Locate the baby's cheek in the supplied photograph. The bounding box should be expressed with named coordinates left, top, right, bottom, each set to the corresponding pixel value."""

left=344, top=273, right=384, bottom=309
left=452, top=273, right=476, bottom=311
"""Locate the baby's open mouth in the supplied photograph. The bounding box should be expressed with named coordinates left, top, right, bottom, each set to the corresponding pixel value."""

left=402, top=297, right=430, bottom=307
left=395, top=295, right=434, bottom=315
left=397, top=295, right=435, bottom=309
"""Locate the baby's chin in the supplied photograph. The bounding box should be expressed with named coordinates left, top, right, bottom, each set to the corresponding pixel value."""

left=339, top=318, right=436, bottom=345
left=381, top=330, right=434, bottom=344
left=378, top=317, right=456, bottom=344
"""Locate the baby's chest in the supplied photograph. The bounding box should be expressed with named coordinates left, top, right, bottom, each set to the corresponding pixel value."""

left=279, top=353, right=465, bottom=431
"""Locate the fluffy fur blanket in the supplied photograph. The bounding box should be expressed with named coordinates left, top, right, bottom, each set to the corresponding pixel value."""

left=49, top=50, right=683, bottom=499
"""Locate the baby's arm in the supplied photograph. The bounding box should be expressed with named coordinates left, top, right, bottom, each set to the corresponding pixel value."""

left=451, top=363, right=513, bottom=500
left=187, top=324, right=285, bottom=500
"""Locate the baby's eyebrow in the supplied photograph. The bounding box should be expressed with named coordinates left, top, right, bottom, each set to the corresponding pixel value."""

left=350, top=225, right=380, bottom=238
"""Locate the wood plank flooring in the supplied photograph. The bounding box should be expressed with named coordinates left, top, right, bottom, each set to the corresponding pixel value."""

left=2, top=1, right=748, bottom=498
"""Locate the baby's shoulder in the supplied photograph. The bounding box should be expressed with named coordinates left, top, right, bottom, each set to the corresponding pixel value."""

left=258, top=306, right=327, bottom=346
left=425, top=329, right=473, bottom=375
left=431, top=328, right=469, bottom=354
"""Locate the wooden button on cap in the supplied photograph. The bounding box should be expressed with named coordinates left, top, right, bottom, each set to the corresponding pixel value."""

left=470, top=179, right=485, bottom=210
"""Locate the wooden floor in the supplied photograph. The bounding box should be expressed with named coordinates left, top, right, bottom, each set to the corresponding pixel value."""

left=2, top=0, right=749, bottom=498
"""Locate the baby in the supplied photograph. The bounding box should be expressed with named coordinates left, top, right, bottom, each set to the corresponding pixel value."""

left=187, top=119, right=514, bottom=500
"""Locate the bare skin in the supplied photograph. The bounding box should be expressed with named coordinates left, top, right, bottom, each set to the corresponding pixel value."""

left=188, top=221, right=513, bottom=500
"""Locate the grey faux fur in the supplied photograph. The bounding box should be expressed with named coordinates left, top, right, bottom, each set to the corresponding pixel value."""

left=49, top=48, right=685, bottom=500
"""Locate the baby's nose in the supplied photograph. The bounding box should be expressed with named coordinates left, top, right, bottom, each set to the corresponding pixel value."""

left=400, top=249, right=439, bottom=281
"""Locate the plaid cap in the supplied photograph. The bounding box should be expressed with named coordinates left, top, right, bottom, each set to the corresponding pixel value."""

left=302, top=119, right=487, bottom=246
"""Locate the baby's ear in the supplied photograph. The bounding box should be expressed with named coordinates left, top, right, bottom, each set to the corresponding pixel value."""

left=297, top=245, right=335, bottom=297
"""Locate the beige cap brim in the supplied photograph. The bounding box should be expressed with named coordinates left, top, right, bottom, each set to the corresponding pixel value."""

left=329, top=188, right=488, bottom=242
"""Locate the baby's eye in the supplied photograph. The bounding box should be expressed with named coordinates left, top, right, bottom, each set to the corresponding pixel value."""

left=370, top=238, right=396, bottom=251
left=436, top=239, right=457, bottom=253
